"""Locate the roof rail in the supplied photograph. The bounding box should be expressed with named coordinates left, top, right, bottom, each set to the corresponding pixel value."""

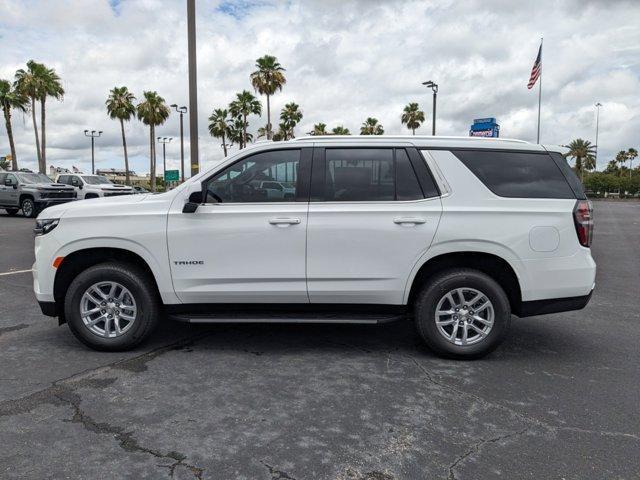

left=293, top=135, right=530, bottom=144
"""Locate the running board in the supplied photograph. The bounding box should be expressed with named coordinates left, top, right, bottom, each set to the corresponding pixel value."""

left=169, top=312, right=405, bottom=325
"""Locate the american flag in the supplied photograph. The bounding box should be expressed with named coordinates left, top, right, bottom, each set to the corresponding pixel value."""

left=527, top=44, right=542, bottom=89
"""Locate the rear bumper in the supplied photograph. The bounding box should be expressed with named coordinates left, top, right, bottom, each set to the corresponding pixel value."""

left=516, top=289, right=593, bottom=317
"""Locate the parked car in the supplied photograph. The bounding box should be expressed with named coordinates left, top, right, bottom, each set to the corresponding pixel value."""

left=0, top=171, right=76, bottom=217
left=54, top=174, right=134, bottom=199
left=33, top=136, right=595, bottom=358
left=248, top=180, right=296, bottom=200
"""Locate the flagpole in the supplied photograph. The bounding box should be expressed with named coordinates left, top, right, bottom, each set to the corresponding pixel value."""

left=537, top=37, right=543, bottom=143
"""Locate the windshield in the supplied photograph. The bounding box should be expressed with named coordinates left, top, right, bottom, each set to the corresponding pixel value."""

left=18, top=173, right=53, bottom=184
left=82, top=175, right=112, bottom=185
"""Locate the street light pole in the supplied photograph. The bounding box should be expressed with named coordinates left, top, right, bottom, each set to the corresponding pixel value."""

left=170, top=105, right=187, bottom=182
left=157, top=137, right=173, bottom=190
left=187, top=0, right=199, bottom=177
left=594, top=102, right=602, bottom=168
left=84, top=130, right=102, bottom=174
left=422, top=80, right=438, bottom=135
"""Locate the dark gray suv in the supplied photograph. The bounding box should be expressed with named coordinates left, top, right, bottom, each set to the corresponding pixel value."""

left=0, top=172, right=76, bottom=218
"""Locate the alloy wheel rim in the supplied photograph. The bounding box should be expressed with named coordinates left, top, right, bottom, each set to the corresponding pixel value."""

left=435, top=287, right=494, bottom=346
left=80, top=281, right=137, bottom=338
left=23, top=201, right=32, bottom=216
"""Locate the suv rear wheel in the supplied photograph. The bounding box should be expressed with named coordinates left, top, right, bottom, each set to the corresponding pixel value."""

left=64, top=262, right=159, bottom=351
left=5, top=208, right=19, bottom=216
left=414, top=269, right=511, bottom=359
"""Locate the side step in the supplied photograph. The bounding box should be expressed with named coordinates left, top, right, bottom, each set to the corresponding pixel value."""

left=169, top=312, right=405, bottom=325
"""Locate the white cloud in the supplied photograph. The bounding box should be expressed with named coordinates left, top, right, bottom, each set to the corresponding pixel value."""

left=0, top=0, right=639, bottom=174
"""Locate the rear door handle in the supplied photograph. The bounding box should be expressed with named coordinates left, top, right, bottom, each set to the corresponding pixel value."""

left=393, top=217, right=426, bottom=225
left=269, top=217, right=301, bottom=225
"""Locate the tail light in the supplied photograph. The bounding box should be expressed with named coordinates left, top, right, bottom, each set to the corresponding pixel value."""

left=573, top=200, right=593, bottom=247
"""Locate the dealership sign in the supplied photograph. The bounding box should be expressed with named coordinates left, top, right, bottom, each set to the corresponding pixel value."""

left=469, top=118, right=500, bottom=137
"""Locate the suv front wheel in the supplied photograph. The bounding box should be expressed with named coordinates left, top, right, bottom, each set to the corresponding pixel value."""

left=64, top=262, right=159, bottom=351
left=414, top=269, right=511, bottom=359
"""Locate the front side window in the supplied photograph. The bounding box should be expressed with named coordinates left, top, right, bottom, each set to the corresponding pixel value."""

left=323, top=148, right=425, bottom=202
left=205, top=149, right=300, bottom=203
left=58, top=175, right=69, bottom=184
left=451, top=150, right=575, bottom=199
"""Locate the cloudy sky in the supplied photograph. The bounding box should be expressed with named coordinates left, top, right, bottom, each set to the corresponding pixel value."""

left=1, top=0, right=639, bottom=175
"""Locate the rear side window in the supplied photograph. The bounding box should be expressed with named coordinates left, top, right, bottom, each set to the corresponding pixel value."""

left=548, top=151, right=587, bottom=200
left=451, top=150, right=576, bottom=199
left=322, top=148, right=427, bottom=202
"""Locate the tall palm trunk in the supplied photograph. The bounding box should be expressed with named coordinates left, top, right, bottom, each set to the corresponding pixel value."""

left=3, top=106, right=18, bottom=171
left=30, top=97, right=42, bottom=171
left=222, top=132, right=228, bottom=157
left=150, top=125, right=156, bottom=192
left=40, top=96, right=46, bottom=174
left=119, top=118, right=130, bottom=185
left=242, top=114, right=248, bottom=148
left=412, top=127, right=415, bottom=135
left=266, top=94, right=271, bottom=140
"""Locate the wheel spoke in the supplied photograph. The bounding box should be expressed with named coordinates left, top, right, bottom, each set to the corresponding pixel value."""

left=469, top=324, right=486, bottom=336
left=445, top=292, right=457, bottom=309
left=108, top=282, right=117, bottom=298
left=119, top=312, right=135, bottom=321
left=86, top=314, right=105, bottom=327
left=103, top=317, right=112, bottom=336
left=436, top=318, right=456, bottom=326
left=81, top=307, right=102, bottom=317
left=475, top=300, right=490, bottom=313
left=449, top=322, right=459, bottom=341
left=473, top=314, right=493, bottom=326
left=114, top=317, right=122, bottom=335
left=461, top=323, right=468, bottom=344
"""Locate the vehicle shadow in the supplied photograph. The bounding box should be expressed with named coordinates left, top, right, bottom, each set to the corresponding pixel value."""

left=144, top=314, right=593, bottom=362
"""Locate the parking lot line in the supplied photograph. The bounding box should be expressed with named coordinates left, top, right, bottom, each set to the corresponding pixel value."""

left=0, top=269, right=33, bottom=276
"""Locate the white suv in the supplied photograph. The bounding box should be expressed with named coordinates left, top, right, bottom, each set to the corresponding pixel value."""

left=33, top=137, right=595, bottom=358
left=55, top=174, right=134, bottom=199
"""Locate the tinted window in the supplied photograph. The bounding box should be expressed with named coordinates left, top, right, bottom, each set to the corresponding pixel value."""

left=58, top=175, right=69, bottom=184
left=206, top=149, right=300, bottom=203
left=548, top=151, right=587, bottom=199
left=325, top=149, right=394, bottom=201
left=396, top=149, right=424, bottom=200
left=451, top=150, right=575, bottom=199
left=0, top=173, right=6, bottom=184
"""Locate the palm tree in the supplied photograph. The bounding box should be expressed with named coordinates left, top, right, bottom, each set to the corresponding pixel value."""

left=360, top=117, right=384, bottom=135
left=615, top=150, right=628, bottom=177
left=309, top=123, right=328, bottom=135
left=137, top=91, right=170, bottom=192
left=401, top=102, right=425, bottom=135
left=250, top=55, right=286, bottom=140
left=208, top=108, right=231, bottom=157
left=332, top=125, right=351, bottom=135
left=627, top=148, right=637, bottom=178
left=0, top=79, right=28, bottom=171
left=229, top=90, right=261, bottom=148
left=37, top=63, right=64, bottom=172
left=565, top=139, right=596, bottom=182
left=106, top=86, right=136, bottom=185
left=0, top=157, right=9, bottom=170
left=279, top=102, right=303, bottom=140
left=14, top=60, right=45, bottom=172
left=227, top=116, right=245, bottom=148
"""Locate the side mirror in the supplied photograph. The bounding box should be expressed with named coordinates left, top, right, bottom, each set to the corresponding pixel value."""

left=182, top=191, right=202, bottom=213
left=4, top=179, right=12, bottom=187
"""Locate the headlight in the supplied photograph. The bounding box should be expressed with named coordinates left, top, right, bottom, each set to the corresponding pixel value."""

left=34, top=219, right=60, bottom=236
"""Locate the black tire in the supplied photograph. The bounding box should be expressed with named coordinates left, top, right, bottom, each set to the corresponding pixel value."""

left=84, top=193, right=99, bottom=199
left=5, top=208, right=19, bottom=216
left=21, top=197, right=37, bottom=218
left=414, top=268, right=511, bottom=359
left=64, top=262, right=160, bottom=351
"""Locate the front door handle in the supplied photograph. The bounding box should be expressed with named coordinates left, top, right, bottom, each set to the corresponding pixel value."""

left=268, top=217, right=301, bottom=225
left=394, top=217, right=426, bottom=225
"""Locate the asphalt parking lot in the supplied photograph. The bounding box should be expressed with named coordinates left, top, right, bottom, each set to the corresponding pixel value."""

left=0, top=201, right=638, bottom=480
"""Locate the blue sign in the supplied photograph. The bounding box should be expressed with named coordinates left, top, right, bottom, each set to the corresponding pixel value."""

left=470, top=118, right=500, bottom=137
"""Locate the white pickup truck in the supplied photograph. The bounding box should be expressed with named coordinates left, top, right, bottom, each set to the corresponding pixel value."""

left=54, top=174, right=134, bottom=199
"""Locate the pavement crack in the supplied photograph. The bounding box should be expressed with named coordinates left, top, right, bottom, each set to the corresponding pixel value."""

left=0, top=323, right=29, bottom=337
left=53, top=384, right=204, bottom=479
left=262, top=461, right=298, bottom=480
left=447, top=428, right=529, bottom=480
